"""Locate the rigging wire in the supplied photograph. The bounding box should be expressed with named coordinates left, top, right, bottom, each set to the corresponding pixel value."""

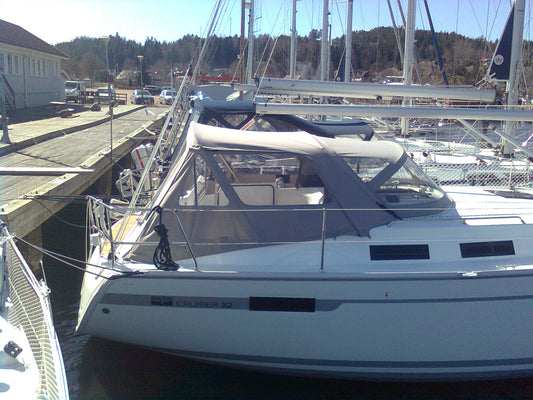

left=13, top=234, right=137, bottom=280
left=417, top=0, right=426, bottom=31
left=253, top=1, right=287, bottom=86
left=486, top=0, right=502, bottom=52
left=452, top=0, right=459, bottom=85
left=375, top=0, right=381, bottom=79
left=331, top=0, right=346, bottom=81
left=468, top=0, right=486, bottom=42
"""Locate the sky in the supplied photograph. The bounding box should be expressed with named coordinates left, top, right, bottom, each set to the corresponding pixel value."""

left=0, top=0, right=528, bottom=45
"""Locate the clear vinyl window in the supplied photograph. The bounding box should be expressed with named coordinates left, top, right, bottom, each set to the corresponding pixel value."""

left=343, top=156, right=445, bottom=206
left=178, top=151, right=327, bottom=207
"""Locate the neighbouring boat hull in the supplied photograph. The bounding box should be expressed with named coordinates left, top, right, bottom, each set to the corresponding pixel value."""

left=78, top=268, right=533, bottom=380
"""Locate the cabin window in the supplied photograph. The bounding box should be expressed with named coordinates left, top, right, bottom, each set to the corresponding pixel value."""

left=240, top=116, right=277, bottom=131
left=375, top=157, right=445, bottom=204
left=343, top=156, right=391, bottom=183
left=344, top=155, right=445, bottom=206
left=213, top=152, right=327, bottom=206
left=203, top=113, right=250, bottom=128
left=460, top=240, right=515, bottom=258
left=177, top=154, right=218, bottom=206
left=201, top=114, right=288, bottom=132
left=370, top=244, right=430, bottom=260
left=177, top=150, right=328, bottom=207
left=222, top=113, right=249, bottom=128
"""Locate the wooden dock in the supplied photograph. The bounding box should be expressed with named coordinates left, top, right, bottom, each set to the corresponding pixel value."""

left=0, top=105, right=165, bottom=239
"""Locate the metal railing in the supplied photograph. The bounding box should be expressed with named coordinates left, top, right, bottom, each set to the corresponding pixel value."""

left=1, top=225, right=68, bottom=399
left=87, top=194, right=533, bottom=274
left=1, top=73, right=15, bottom=113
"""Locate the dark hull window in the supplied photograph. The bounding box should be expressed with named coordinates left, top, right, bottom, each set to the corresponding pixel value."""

left=370, top=244, right=430, bottom=260
left=460, top=241, right=515, bottom=258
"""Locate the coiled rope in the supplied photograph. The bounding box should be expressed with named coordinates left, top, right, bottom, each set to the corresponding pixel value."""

left=152, top=206, right=179, bottom=271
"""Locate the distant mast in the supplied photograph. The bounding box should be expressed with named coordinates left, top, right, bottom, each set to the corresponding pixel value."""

left=345, top=0, right=353, bottom=82
left=320, top=0, right=329, bottom=81
left=290, top=0, right=297, bottom=79
left=246, top=0, right=255, bottom=84
left=401, top=0, right=416, bottom=137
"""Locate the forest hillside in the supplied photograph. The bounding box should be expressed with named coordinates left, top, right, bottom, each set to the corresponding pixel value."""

left=56, top=27, right=533, bottom=90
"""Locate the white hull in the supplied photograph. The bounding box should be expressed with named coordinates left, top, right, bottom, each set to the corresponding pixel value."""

left=78, top=119, right=533, bottom=381
left=78, top=250, right=533, bottom=380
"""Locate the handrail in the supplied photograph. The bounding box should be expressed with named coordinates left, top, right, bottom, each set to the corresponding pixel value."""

left=170, top=210, right=198, bottom=270
left=87, top=196, right=533, bottom=273
left=1, top=74, right=15, bottom=113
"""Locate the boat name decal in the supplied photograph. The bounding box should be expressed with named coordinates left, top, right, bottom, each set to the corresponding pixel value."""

left=174, top=298, right=233, bottom=309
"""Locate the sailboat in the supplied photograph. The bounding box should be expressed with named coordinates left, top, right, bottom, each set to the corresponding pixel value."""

left=77, top=110, right=533, bottom=382
left=75, top=0, right=533, bottom=381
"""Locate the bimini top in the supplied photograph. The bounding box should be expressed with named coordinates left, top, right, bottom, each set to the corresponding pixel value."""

left=189, top=99, right=373, bottom=140
left=127, top=122, right=452, bottom=263
left=188, top=121, right=398, bottom=159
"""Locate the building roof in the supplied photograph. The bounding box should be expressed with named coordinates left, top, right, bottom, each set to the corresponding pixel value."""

left=0, top=19, right=69, bottom=59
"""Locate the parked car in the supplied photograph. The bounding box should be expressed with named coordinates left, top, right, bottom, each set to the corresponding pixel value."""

left=130, top=89, right=155, bottom=105
left=96, top=87, right=116, bottom=104
left=145, top=85, right=161, bottom=95
left=159, top=89, right=177, bottom=105
left=160, top=86, right=173, bottom=92
left=65, top=80, right=87, bottom=102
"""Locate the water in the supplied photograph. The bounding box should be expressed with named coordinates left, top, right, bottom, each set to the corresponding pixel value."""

left=40, top=203, right=533, bottom=399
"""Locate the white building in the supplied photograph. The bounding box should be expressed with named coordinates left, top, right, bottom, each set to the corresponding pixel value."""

left=0, top=19, right=69, bottom=109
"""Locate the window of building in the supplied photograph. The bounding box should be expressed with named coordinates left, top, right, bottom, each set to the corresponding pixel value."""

left=13, top=55, right=19, bottom=75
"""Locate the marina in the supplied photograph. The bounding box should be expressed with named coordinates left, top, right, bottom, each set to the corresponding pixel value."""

left=3, top=0, right=533, bottom=397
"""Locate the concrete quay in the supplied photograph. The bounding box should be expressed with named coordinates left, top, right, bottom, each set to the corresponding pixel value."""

left=0, top=104, right=144, bottom=156
left=0, top=104, right=166, bottom=239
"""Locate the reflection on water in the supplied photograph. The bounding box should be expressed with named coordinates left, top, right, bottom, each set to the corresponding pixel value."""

left=40, top=203, right=533, bottom=399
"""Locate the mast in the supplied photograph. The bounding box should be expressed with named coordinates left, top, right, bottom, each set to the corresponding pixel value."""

left=290, top=0, right=297, bottom=79
left=423, top=0, right=448, bottom=86
left=345, top=0, right=353, bottom=82
left=504, top=0, right=525, bottom=155
left=246, top=0, right=255, bottom=84
left=401, top=0, right=416, bottom=137
left=395, top=0, right=422, bottom=83
left=320, top=0, right=329, bottom=81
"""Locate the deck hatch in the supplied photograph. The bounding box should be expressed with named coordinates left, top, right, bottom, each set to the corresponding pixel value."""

left=460, top=240, right=515, bottom=258
left=369, top=244, right=430, bottom=260
left=249, top=297, right=316, bottom=312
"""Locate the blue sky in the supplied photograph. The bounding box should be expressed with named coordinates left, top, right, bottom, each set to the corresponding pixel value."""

left=0, top=0, right=526, bottom=45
